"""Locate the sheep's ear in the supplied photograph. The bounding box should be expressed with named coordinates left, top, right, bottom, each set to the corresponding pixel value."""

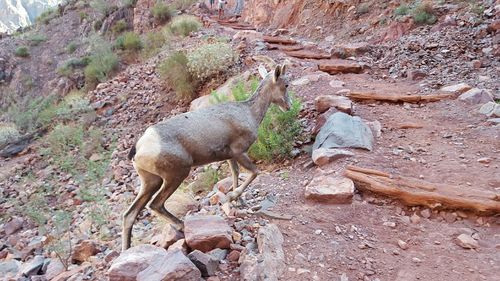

left=258, top=64, right=268, bottom=79
left=280, top=64, right=286, bottom=75
left=273, top=65, right=281, bottom=83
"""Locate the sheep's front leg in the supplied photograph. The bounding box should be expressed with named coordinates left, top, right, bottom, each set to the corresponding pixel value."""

left=227, top=153, right=258, bottom=201
left=228, top=159, right=239, bottom=191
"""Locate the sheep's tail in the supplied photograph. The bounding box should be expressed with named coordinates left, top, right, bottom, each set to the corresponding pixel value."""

left=127, top=143, right=137, bottom=161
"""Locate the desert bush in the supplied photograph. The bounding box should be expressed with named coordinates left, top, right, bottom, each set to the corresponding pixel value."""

left=211, top=78, right=302, bottom=161
left=187, top=42, right=237, bottom=82
left=115, top=32, right=143, bottom=51
left=0, top=123, right=20, bottom=147
left=27, top=34, right=47, bottom=46
left=152, top=2, right=173, bottom=23
left=142, top=29, right=170, bottom=58
left=412, top=2, right=437, bottom=25
left=111, top=19, right=128, bottom=34
left=168, top=15, right=201, bottom=37
left=159, top=51, right=197, bottom=100
left=394, top=4, right=410, bottom=16
left=121, top=0, right=137, bottom=8
left=90, top=0, right=110, bottom=15
left=57, top=56, right=91, bottom=76
left=14, top=46, right=29, bottom=57
left=66, top=41, right=78, bottom=53
left=5, top=95, right=56, bottom=133
left=36, top=8, right=59, bottom=25
left=84, top=35, right=119, bottom=88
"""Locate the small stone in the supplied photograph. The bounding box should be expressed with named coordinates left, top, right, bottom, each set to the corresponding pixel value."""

left=477, top=157, right=492, bottom=164
left=397, top=240, right=409, bottom=250
left=71, top=240, right=100, bottom=263
left=168, top=239, right=188, bottom=255
left=315, top=95, right=353, bottom=114
left=297, top=268, right=311, bottom=274
left=440, top=83, right=472, bottom=94
left=291, top=77, right=311, bottom=86
left=420, top=209, right=431, bottom=219
left=227, top=250, right=240, bottom=262
left=383, top=221, right=396, bottom=228
left=329, top=80, right=345, bottom=88
left=21, top=255, right=45, bottom=277
left=45, top=259, right=65, bottom=280
left=412, top=257, right=422, bottom=263
left=311, top=148, right=354, bottom=166
left=458, top=88, right=493, bottom=105
left=410, top=213, right=421, bottom=224
left=153, top=224, right=184, bottom=249
left=187, top=250, right=219, bottom=277
left=0, top=260, right=22, bottom=278
left=305, top=176, right=355, bottom=204
left=104, top=250, right=120, bottom=263
left=184, top=215, right=233, bottom=252
left=4, top=217, right=24, bottom=235
left=314, top=229, right=322, bottom=235
left=207, top=248, right=228, bottom=261
left=455, top=234, right=479, bottom=249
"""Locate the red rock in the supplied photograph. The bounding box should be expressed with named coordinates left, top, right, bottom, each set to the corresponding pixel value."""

left=187, top=250, right=218, bottom=277
left=227, top=250, right=240, bottom=262
left=184, top=215, right=232, bottom=253
left=71, top=240, right=100, bottom=263
left=108, top=245, right=200, bottom=281
left=312, top=148, right=354, bottom=166
left=314, top=95, right=352, bottom=114
left=262, top=35, right=297, bottom=45
left=318, top=61, right=363, bottom=74
left=152, top=224, right=184, bottom=249
left=104, top=250, right=120, bottom=263
left=4, top=217, right=24, bottom=235
left=168, top=239, right=188, bottom=255
left=52, top=262, right=91, bottom=281
left=305, top=176, right=354, bottom=204
left=284, top=50, right=331, bottom=59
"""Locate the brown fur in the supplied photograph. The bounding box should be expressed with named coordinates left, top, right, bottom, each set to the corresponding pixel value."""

left=121, top=65, right=290, bottom=251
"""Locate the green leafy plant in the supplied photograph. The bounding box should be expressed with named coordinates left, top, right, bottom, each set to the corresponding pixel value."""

left=0, top=123, right=20, bottom=147
left=141, top=29, right=170, bottom=58
left=186, top=42, right=238, bottom=82
left=84, top=35, right=119, bottom=88
left=121, top=0, right=137, bottom=8
left=36, top=8, right=60, bottom=25
left=90, top=0, right=110, bottom=15
left=151, top=2, right=173, bottom=23
left=57, top=57, right=91, bottom=76
left=5, top=95, right=56, bottom=133
left=66, top=42, right=78, bottom=53
left=394, top=4, right=410, bottom=16
left=14, top=46, right=29, bottom=57
left=27, top=34, right=47, bottom=46
left=47, top=210, right=73, bottom=270
left=168, top=15, right=201, bottom=37
left=115, top=32, right=143, bottom=51
left=159, top=51, right=197, bottom=100
left=111, top=19, right=128, bottom=34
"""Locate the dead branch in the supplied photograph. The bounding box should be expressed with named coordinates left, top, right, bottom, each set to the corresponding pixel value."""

left=344, top=166, right=500, bottom=214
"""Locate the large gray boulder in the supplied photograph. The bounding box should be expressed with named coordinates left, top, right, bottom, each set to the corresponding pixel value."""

left=313, top=112, right=374, bottom=151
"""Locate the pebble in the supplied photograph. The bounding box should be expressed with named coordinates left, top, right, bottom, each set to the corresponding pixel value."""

left=314, top=229, right=322, bottom=235
left=397, top=240, right=409, bottom=250
left=410, top=214, right=421, bottom=224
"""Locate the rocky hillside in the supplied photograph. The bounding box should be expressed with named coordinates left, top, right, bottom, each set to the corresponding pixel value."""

left=0, top=0, right=63, bottom=34
left=0, top=0, right=499, bottom=280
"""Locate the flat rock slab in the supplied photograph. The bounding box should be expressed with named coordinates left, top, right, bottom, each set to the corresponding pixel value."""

left=440, top=83, right=472, bottom=93
left=313, top=112, right=374, bottom=151
left=315, top=95, right=352, bottom=114
left=305, top=176, right=355, bottom=203
left=318, top=60, right=363, bottom=74
left=312, top=148, right=354, bottom=166
left=284, top=49, right=331, bottom=59
left=479, top=102, right=500, bottom=117
left=108, top=245, right=200, bottom=281
left=263, top=35, right=297, bottom=45
left=184, top=215, right=232, bottom=252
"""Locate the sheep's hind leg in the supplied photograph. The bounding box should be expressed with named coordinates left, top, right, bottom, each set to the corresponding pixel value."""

left=228, top=159, right=239, bottom=191
left=148, top=168, right=190, bottom=230
left=227, top=153, right=258, bottom=201
left=122, top=169, right=162, bottom=252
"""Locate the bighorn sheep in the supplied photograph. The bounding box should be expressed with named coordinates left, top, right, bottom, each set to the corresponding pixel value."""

left=122, top=64, right=290, bottom=251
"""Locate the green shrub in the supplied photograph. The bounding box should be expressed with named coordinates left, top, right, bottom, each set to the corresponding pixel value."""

left=169, top=15, right=201, bottom=37
left=115, top=32, right=143, bottom=51
left=0, top=123, right=20, bottom=147
left=151, top=2, right=173, bottom=23
left=394, top=5, right=410, bottom=16
left=79, top=11, right=88, bottom=21
left=142, top=29, right=170, bottom=58
left=27, top=34, right=47, bottom=46
left=187, top=42, right=238, bottom=82
left=111, top=19, right=128, bottom=34
left=412, top=2, right=437, bottom=25
left=15, top=46, right=29, bottom=57
left=121, top=0, right=137, bottom=8
left=5, top=95, right=56, bottom=133
left=159, top=51, right=197, bottom=100
left=66, top=42, right=78, bottom=53
left=90, top=0, right=110, bottom=15
left=211, top=77, right=302, bottom=161
left=36, top=8, right=59, bottom=24
left=94, top=19, right=103, bottom=31
left=57, top=57, right=91, bottom=76
left=172, top=0, right=197, bottom=11
left=84, top=36, right=119, bottom=88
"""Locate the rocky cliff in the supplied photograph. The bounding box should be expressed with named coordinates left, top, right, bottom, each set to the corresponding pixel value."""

left=0, top=0, right=62, bottom=33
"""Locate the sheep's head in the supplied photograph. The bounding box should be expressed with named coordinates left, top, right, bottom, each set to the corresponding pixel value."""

left=259, top=64, right=291, bottom=111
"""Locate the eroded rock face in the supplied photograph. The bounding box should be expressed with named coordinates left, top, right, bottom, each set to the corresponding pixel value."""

left=133, top=0, right=154, bottom=34
left=107, top=245, right=201, bottom=281
left=184, top=215, right=233, bottom=252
